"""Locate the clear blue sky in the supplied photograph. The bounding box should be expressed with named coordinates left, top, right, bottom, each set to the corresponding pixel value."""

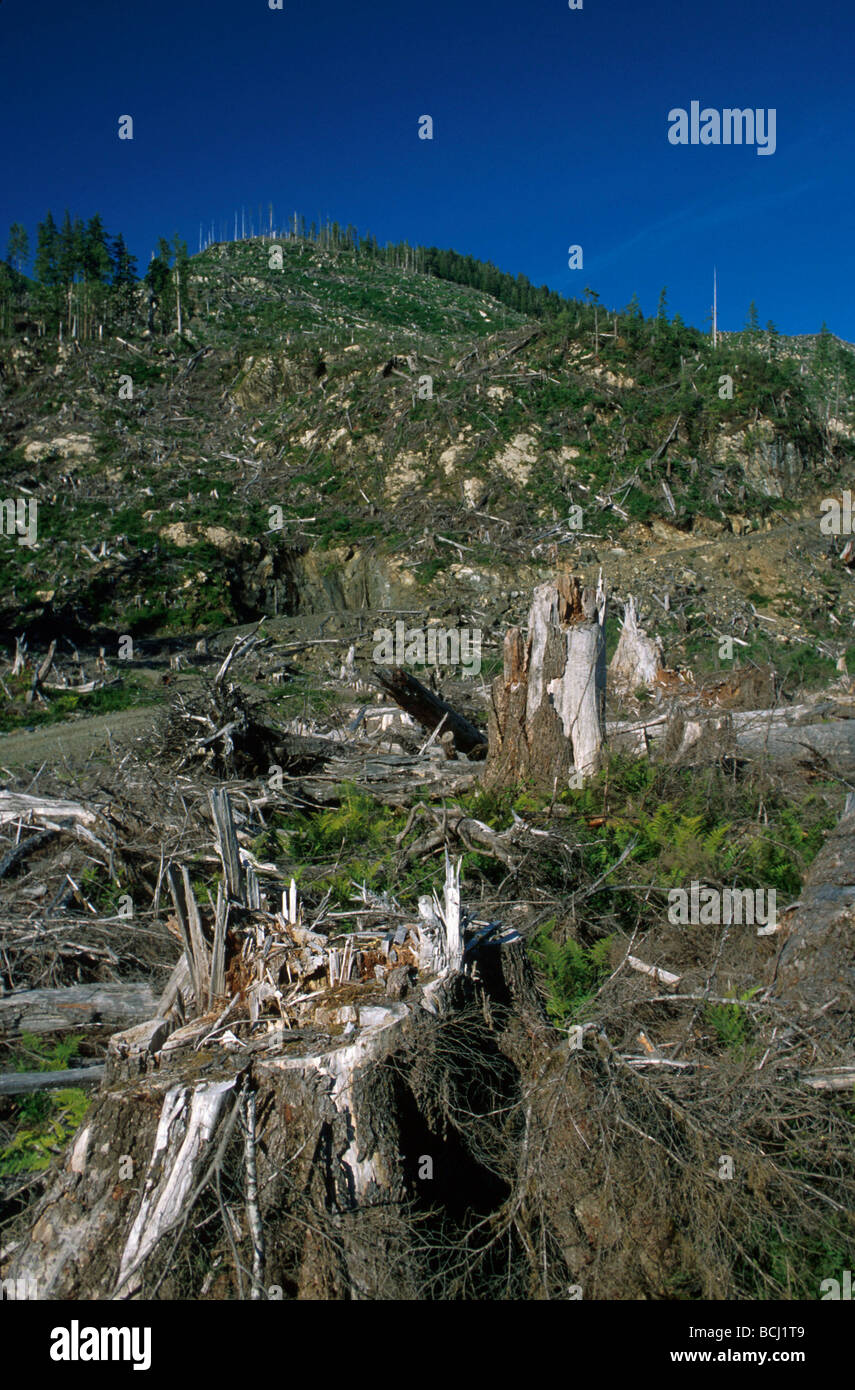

left=1, top=0, right=853, bottom=337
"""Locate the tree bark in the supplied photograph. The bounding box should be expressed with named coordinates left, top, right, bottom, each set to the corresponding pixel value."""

left=769, top=799, right=855, bottom=1033
left=1, top=916, right=544, bottom=1300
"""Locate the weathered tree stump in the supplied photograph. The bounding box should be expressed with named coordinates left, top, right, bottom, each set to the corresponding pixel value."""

left=770, top=798, right=855, bottom=1035
left=485, top=573, right=606, bottom=789
left=608, top=595, right=663, bottom=695
left=0, top=835, right=547, bottom=1302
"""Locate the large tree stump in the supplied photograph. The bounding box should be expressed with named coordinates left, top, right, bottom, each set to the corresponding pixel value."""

left=769, top=798, right=855, bottom=1037
left=485, top=573, right=606, bottom=789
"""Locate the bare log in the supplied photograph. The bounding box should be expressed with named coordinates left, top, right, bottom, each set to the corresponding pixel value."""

left=0, top=1065, right=105, bottom=1096
left=0, top=983, right=158, bottom=1038
left=626, top=956, right=681, bottom=989
left=801, top=1068, right=855, bottom=1092
left=0, top=792, right=103, bottom=832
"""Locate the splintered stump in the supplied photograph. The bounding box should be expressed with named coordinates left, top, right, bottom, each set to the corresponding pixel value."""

left=1, top=833, right=545, bottom=1301
left=608, top=595, right=664, bottom=695
left=485, top=574, right=606, bottom=789
left=1, top=936, right=542, bottom=1301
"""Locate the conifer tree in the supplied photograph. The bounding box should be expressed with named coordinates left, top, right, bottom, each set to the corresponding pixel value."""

left=6, top=224, right=29, bottom=274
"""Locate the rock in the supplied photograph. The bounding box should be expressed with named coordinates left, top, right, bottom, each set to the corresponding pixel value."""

left=463, top=477, right=487, bottom=508
left=492, top=431, right=538, bottom=485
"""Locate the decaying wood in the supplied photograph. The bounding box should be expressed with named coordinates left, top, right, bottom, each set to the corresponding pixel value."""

left=2, top=812, right=537, bottom=1300
left=11, top=635, right=27, bottom=676
left=214, top=621, right=265, bottom=687
left=371, top=666, right=486, bottom=756
left=732, top=711, right=855, bottom=771
left=626, top=956, right=681, bottom=989
left=0, top=828, right=57, bottom=880
left=607, top=697, right=855, bottom=771
left=485, top=572, right=606, bottom=789
left=210, top=787, right=247, bottom=904
left=801, top=1068, right=855, bottom=1092
left=166, top=866, right=211, bottom=1009
left=0, top=792, right=103, bottom=832
left=0, top=983, right=157, bottom=1038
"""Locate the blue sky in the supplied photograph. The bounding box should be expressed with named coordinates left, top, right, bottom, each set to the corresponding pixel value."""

left=2, top=0, right=853, bottom=337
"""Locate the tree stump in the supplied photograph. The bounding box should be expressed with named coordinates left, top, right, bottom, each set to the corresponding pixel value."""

left=608, top=595, right=663, bottom=695
left=485, top=573, right=606, bottom=789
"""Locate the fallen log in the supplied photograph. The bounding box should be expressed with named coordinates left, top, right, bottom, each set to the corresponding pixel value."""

left=371, top=666, right=487, bottom=757
left=801, top=1068, right=855, bottom=1092
left=0, top=983, right=158, bottom=1038
left=0, top=828, right=57, bottom=880
left=607, top=699, right=855, bottom=770
left=0, top=792, right=103, bottom=831
left=0, top=1065, right=105, bottom=1096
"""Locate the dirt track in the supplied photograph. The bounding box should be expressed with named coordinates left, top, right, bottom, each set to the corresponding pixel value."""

left=0, top=704, right=161, bottom=772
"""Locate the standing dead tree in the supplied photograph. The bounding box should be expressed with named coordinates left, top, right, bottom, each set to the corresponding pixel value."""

left=485, top=572, right=607, bottom=789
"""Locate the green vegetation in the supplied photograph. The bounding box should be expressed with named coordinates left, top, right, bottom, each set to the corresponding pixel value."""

left=530, top=929, right=612, bottom=1025
left=706, top=987, right=761, bottom=1053
left=273, top=785, right=422, bottom=908
left=0, top=1033, right=90, bottom=1176
left=0, top=676, right=156, bottom=734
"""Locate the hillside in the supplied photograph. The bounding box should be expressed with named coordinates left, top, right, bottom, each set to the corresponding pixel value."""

left=2, top=234, right=855, bottom=693
left=0, top=233, right=853, bottom=1305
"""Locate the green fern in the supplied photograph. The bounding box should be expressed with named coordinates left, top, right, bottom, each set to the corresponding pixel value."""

left=531, top=924, right=612, bottom=1025
left=0, top=1088, right=91, bottom=1175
